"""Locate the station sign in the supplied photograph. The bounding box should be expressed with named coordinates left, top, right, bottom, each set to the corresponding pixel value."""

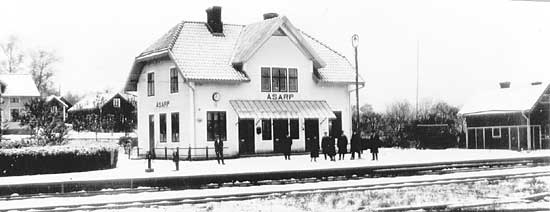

left=266, top=93, right=295, bottom=100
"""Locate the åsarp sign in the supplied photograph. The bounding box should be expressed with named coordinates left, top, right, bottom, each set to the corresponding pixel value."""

left=266, top=93, right=294, bottom=100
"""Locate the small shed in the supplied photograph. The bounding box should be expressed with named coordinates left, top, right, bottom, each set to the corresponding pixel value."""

left=459, top=82, right=550, bottom=150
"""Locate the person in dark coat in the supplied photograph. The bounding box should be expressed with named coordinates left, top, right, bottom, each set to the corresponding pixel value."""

left=371, top=133, right=380, bottom=161
left=283, top=134, right=292, bottom=160
left=337, top=130, right=348, bottom=160
left=309, top=136, right=319, bottom=162
left=321, top=132, right=330, bottom=160
left=214, top=135, right=225, bottom=165
left=328, top=135, right=336, bottom=161
left=350, top=131, right=362, bottom=160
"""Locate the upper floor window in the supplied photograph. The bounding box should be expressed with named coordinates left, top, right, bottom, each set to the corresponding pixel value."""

left=170, top=68, right=179, bottom=93
left=147, top=72, right=155, bottom=96
left=261, top=68, right=271, bottom=92
left=113, top=98, right=121, bottom=108
left=288, top=68, right=298, bottom=92
left=51, top=106, right=57, bottom=113
left=10, top=98, right=19, bottom=104
left=261, top=67, right=298, bottom=92
left=272, top=68, right=287, bottom=92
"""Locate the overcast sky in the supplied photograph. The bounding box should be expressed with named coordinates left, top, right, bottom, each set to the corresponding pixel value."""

left=1, top=0, right=549, bottom=111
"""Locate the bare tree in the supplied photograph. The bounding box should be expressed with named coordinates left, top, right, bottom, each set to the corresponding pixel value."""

left=0, top=35, right=25, bottom=73
left=29, top=49, right=60, bottom=96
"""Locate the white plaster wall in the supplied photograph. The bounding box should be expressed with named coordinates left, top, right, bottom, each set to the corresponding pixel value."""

left=136, top=59, right=193, bottom=157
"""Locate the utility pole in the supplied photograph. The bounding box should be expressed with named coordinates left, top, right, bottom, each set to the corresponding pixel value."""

left=352, top=34, right=360, bottom=133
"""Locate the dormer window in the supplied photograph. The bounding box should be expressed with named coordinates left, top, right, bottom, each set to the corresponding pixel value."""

left=261, top=67, right=298, bottom=92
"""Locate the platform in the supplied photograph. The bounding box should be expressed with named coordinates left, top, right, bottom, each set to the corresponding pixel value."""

left=0, top=148, right=548, bottom=189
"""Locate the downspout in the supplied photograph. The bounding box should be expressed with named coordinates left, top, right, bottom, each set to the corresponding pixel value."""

left=184, top=81, right=196, bottom=155
left=521, top=111, right=531, bottom=150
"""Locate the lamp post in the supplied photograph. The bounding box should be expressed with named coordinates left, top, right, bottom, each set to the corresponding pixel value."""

left=352, top=34, right=360, bottom=134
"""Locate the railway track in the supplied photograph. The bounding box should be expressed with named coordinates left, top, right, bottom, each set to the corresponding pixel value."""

left=1, top=155, right=548, bottom=198
left=1, top=167, right=549, bottom=212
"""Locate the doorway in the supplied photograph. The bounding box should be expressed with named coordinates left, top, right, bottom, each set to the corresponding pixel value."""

left=305, top=119, right=319, bottom=151
left=238, top=119, right=255, bottom=154
left=273, top=119, right=289, bottom=153
left=148, top=114, right=155, bottom=157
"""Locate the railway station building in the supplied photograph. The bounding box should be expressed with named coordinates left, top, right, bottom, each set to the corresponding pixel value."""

left=459, top=81, right=550, bottom=150
left=124, top=6, right=363, bottom=158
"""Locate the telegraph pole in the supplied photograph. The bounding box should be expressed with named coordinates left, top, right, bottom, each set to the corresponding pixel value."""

left=352, top=34, right=360, bottom=133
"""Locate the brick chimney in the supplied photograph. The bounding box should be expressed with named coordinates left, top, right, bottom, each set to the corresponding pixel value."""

left=206, top=6, right=223, bottom=34
left=263, top=13, right=279, bottom=20
left=499, top=81, right=511, bottom=89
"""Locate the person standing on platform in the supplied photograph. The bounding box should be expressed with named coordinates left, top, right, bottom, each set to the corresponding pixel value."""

left=321, top=132, right=330, bottom=160
left=371, top=133, right=380, bottom=161
left=283, top=134, right=293, bottom=160
left=328, top=135, right=337, bottom=161
left=350, top=131, right=361, bottom=160
left=337, top=130, right=348, bottom=160
left=310, top=136, right=319, bottom=162
left=214, top=134, right=225, bottom=165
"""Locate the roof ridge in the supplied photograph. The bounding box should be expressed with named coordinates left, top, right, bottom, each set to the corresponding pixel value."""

left=299, top=30, right=347, bottom=59
left=181, top=20, right=245, bottom=27
left=167, top=21, right=186, bottom=50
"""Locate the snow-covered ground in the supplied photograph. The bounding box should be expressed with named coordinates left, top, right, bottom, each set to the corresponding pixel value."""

left=0, top=148, right=549, bottom=186
left=0, top=166, right=548, bottom=211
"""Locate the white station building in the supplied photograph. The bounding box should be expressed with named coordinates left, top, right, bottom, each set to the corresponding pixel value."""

left=124, top=7, right=364, bottom=158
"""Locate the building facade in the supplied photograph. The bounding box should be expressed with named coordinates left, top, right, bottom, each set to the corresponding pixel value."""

left=0, top=74, right=40, bottom=134
left=125, top=7, right=363, bottom=158
left=45, top=95, right=73, bottom=122
left=68, top=92, right=137, bottom=133
left=459, top=82, right=550, bottom=150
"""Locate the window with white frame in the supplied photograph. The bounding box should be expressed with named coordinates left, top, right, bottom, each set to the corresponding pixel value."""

left=10, top=98, right=19, bottom=104
left=147, top=72, right=155, bottom=96
left=170, top=68, right=179, bottom=93
left=113, top=98, right=121, bottom=108
left=260, top=67, right=298, bottom=92
left=492, top=128, right=501, bottom=138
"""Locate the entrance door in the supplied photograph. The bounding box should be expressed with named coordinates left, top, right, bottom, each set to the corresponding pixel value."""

left=305, top=119, right=319, bottom=151
left=148, top=114, right=155, bottom=157
left=238, top=119, right=255, bottom=154
left=273, top=119, right=289, bottom=153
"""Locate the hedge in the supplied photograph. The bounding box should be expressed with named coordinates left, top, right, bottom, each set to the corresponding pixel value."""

left=0, top=143, right=118, bottom=176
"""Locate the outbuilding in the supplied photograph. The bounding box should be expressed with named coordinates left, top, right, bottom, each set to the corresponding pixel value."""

left=459, top=82, right=550, bottom=150
left=124, top=7, right=364, bottom=158
left=0, top=74, right=40, bottom=134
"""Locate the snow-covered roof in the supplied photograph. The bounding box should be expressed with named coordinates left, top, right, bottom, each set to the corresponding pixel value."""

left=125, top=16, right=364, bottom=91
left=68, top=92, right=135, bottom=112
left=459, top=82, right=549, bottom=116
left=0, top=74, right=40, bottom=97
left=45, top=95, right=70, bottom=108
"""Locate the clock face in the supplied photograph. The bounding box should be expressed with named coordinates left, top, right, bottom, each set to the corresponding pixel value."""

left=212, top=92, right=221, bottom=101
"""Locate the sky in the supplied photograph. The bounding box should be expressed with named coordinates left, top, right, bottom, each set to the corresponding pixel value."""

left=1, top=0, right=549, bottom=112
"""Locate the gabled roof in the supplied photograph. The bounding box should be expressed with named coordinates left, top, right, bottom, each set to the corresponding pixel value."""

left=231, top=16, right=325, bottom=69
left=459, top=82, right=549, bottom=116
left=46, top=95, right=71, bottom=108
left=68, top=92, right=135, bottom=112
left=0, top=74, right=40, bottom=97
left=124, top=16, right=364, bottom=91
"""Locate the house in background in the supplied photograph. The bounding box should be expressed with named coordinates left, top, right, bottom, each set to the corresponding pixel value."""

left=67, top=92, right=137, bottom=133
left=124, top=6, right=364, bottom=158
left=45, top=95, right=73, bottom=122
left=0, top=74, right=40, bottom=134
left=459, top=81, right=550, bottom=150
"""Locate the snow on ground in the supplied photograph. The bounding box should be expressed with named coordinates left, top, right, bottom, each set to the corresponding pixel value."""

left=67, top=131, right=136, bottom=140
left=0, top=166, right=548, bottom=211
left=0, top=148, right=549, bottom=186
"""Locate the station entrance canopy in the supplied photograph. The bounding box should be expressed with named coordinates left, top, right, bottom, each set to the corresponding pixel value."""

left=229, top=100, right=336, bottom=119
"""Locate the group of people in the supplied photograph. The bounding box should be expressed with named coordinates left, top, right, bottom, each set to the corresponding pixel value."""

left=213, top=131, right=381, bottom=164
left=309, top=131, right=380, bottom=162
